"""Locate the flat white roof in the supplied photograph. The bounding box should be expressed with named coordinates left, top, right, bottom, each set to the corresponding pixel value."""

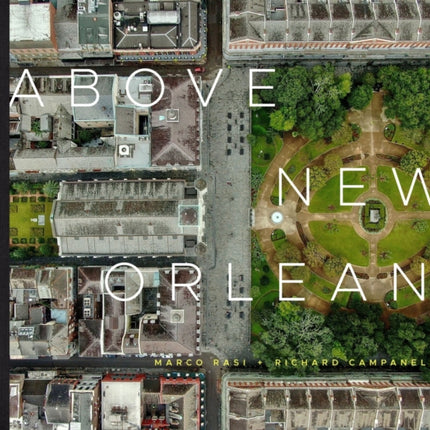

left=10, top=3, right=52, bottom=42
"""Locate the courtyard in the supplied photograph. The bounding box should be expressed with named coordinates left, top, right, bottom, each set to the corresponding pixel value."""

left=10, top=193, right=55, bottom=250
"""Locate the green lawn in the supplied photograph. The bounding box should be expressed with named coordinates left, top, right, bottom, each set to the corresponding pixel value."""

left=10, top=197, right=53, bottom=244
left=392, top=126, right=424, bottom=150
left=377, top=166, right=430, bottom=211
left=396, top=284, right=425, bottom=308
left=377, top=221, right=430, bottom=266
left=309, top=168, right=369, bottom=213
left=251, top=134, right=283, bottom=171
left=275, top=133, right=353, bottom=200
left=306, top=272, right=350, bottom=307
left=309, top=221, right=369, bottom=266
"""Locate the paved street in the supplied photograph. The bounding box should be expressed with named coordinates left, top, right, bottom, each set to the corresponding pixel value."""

left=198, top=68, right=254, bottom=361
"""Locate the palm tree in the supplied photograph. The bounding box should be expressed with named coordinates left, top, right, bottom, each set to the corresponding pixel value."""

left=42, top=181, right=60, bottom=198
left=12, top=181, right=30, bottom=194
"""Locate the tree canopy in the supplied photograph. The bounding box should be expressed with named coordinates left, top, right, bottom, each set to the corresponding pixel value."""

left=259, top=64, right=351, bottom=140
left=378, top=66, right=430, bottom=129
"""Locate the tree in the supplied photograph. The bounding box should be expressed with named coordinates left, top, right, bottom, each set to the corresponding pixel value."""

left=410, top=256, right=430, bottom=276
left=400, top=150, right=429, bottom=175
left=361, top=71, right=376, bottom=88
left=289, top=265, right=311, bottom=283
left=260, top=65, right=351, bottom=140
left=269, top=110, right=294, bottom=132
left=330, top=122, right=353, bottom=146
left=38, top=243, right=53, bottom=256
left=323, top=154, right=343, bottom=177
left=323, top=256, right=347, bottom=277
left=275, top=240, right=301, bottom=263
left=309, top=166, right=329, bottom=191
left=325, top=302, right=385, bottom=360
left=10, top=248, right=29, bottom=260
left=378, top=66, right=430, bottom=129
left=385, top=314, right=427, bottom=360
left=252, top=302, right=334, bottom=374
left=251, top=169, right=264, bottom=191
left=12, top=182, right=30, bottom=194
left=42, top=181, right=60, bottom=198
left=303, top=241, right=326, bottom=268
left=347, top=84, right=373, bottom=110
left=412, top=220, right=429, bottom=233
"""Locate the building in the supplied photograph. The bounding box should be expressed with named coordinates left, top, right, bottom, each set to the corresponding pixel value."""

left=10, top=0, right=59, bottom=66
left=78, top=0, right=114, bottom=58
left=9, top=267, right=76, bottom=359
left=51, top=179, right=204, bottom=257
left=102, top=372, right=203, bottom=430
left=112, top=0, right=202, bottom=60
left=11, top=74, right=201, bottom=172
left=224, top=0, right=430, bottom=60
left=222, top=373, right=430, bottom=430
left=70, top=376, right=102, bottom=430
left=77, top=266, right=201, bottom=357
left=9, top=371, right=203, bottom=429
left=9, top=374, right=25, bottom=430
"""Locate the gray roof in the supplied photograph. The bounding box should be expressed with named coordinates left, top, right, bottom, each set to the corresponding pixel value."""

left=72, top=75, right=115, bottom=123
left=45, top=382, right=73, bottom=424
left=52, top=180, right=199, bottom=256
left=78, top=0, right=111, bottom=46
left=226, top=0, right=430, bottom=51
left=224, top=376, right=430, bottom=430
left=147, top=10, right=181, bottom=25
left=10, top=3, right=54, bottom=44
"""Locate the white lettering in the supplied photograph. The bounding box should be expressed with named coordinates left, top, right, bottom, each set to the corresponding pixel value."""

left=10, top=69, right=44, bottom=107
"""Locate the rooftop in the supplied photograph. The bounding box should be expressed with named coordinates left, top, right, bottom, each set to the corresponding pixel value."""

left=10, top=2, right=54, bottom=45
left=78, top=0, right=112, bottom=47
left=225, top=0, right=430, bottom=54
left=51, top=180, right=202, bottom=256
left=223, top=374, right=430, bottom=430
left=9, top=267, right=75, bottom=359
left=113, top=1, right=200, bottom=51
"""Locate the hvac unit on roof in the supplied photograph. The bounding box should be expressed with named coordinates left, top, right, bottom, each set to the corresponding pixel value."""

left=138, top=83, right=152, bottom=93
left=118, top=144, right=131, bottom=157
left=170, top=310, right=184, bottom=323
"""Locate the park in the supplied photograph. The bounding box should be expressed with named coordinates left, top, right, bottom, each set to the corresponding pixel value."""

left=249, top=65, right=430, bottom=375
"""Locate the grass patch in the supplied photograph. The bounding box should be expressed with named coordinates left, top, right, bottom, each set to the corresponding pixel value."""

left=275, top=135, right=351, bottom=201
left=9, top=196, right=53, bottom=245
left=252, top=109, right=270, bottom=129
left=306, top=272, right=350, bottom=307
left=309, top=168, right=369, bottom=213
left=309, top=221, right=369, bottom=266
left=377, top=221, right=430, bottom=265
left=377, top=166, right=430, bottom=211
left=392, top=126, right=425, bottom=150
left=252, top=136, right=276, bottom=166
left=251, top=133, right=284, bottom=177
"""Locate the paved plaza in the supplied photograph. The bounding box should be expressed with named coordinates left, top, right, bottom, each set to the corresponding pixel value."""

left=198, top=68, right=254, bottom=360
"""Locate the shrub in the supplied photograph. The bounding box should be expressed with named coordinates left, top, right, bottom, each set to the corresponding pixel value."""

left=21, top=197, right=28, bottom=203
left=20, top=238, right=27, bottom=244
left=31, top=204, right=45, bottom=213
left=12, top=238, right=19, bottom=244
left=38, top=196, right=46, bottom=202
left=29, top=238, right=36, bottom=244
left=260, top=275, right=270, bottom=286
